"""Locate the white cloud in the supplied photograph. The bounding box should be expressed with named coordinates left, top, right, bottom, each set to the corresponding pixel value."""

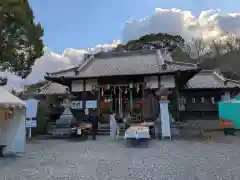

left=0, top=72, right=24, bottom=92
left=122, top=8, right=240, bottom=42
left=2, top=8, right=240, bottom=90
left=24, top=41, right=120, bottom=85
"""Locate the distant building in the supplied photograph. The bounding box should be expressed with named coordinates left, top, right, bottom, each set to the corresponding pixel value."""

left=180, top=70, right=240, bottom=120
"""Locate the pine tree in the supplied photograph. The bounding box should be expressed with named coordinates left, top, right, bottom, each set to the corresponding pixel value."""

left=0, top=0, right=44, bottom=78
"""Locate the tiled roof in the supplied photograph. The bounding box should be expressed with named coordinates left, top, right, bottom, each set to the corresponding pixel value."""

left=0, top=87, right=26, bottom=108
left=46, top=67, right=77, bottom=78
left=186, top=70, right=240, bottom=89
left=36, top=82, right=69, bottom=95
left=46, top=55, right=90, bottom=78
left=45, top=50, right=199, bottom=79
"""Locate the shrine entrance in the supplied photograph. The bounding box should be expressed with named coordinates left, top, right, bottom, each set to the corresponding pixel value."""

left=99, top=83, right=144, bottom=124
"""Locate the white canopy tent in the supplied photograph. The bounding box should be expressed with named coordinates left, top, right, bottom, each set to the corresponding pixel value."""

left=0, top=87, right=26, bottom=155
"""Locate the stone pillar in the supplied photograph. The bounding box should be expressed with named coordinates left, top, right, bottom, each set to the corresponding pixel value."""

left=159, top=100, right=171, bottom=140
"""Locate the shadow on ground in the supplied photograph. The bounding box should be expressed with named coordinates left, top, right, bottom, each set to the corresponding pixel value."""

left=0, top=154, right=21, bottom=167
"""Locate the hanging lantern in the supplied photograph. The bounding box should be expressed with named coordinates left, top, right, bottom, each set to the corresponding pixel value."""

left=106, top=84, right=110, bottom=90
left=145, top=81, right=149, bottom=89
left=125, top=87, right=128, bottom=94
left=211, top=97, right=215, bottom=104
left=129, top=83, right=133, bottom=89
left=192, top=97, right=196, bottom=103
left=113, top=86, right=116, bottom=94
left=136, top=84, right=140, bottom=93
left=101, top=88, right=104, bottom=95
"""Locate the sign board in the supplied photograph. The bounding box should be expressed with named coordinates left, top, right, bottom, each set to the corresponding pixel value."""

left=77, top=128, right=81, bottom=135
left=26, top=118, right=37, bottom=128
left=86, top=100, right=97, bottom=109
left=71, top=101, right=82, bottom=109
left=25, top=99, right=39, bottom=118
left=25, top=99, right=38, bottom=130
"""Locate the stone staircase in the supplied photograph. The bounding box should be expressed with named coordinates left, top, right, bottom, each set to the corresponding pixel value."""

left=97, top=123, right=125, bottom=136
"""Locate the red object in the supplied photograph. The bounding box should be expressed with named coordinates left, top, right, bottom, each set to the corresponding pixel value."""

left=101, top=102, right=110, bottom=109
left=105, top=103, right=110, bottom=108
left=136, top=103, right=141, bottom=109
left=8, top=108, right=13, bottom=119
left=4, top=109, right=13, bottom=120
left=220, top=118, right=236, bottom=128
left=8, top=112, right=12, bottom=119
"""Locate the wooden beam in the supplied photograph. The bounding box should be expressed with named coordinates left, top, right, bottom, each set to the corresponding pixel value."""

left=174, top=75, right=180, bottom=122
left=118, top=86, right=122, bottom=117
left=97, top=83, right=145, bottom=88
left=82, top=80, right=86, bottom=109
left=142, top=84, right=145, bottom=120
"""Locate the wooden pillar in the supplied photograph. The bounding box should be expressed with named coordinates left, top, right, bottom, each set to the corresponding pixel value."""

left=174, top=75, right=180, bottom=122
left=141, top=84, right=144, bottom=119
left=110, top=87, right=113, bottom=113
left=68, top=82, right=72, bottom=92
left=118, top=86, right=121, bottom=117
left=82, top=80, right=86, bottom=109
left=129, top=85, right=133, bottom=114
left=75, top=80, right=87, bottom=122
left=97, top=87, right=101, bottom=119
left=157, top=75, right=161, bottom=116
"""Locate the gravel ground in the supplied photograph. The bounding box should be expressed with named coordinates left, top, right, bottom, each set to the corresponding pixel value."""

left=1, top=134, right=240, bottom=180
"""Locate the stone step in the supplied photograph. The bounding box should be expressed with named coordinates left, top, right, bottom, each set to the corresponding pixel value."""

left=97, top=126, right=125, bottom=135
left=97, top=130, right=125, bottom=134
left=97, top=132, right=125, bottom=136
left=98, top=127, right=125, bottom=130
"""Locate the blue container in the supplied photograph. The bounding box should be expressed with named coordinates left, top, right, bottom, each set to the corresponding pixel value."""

left=218, top=99, right=240, bottom=129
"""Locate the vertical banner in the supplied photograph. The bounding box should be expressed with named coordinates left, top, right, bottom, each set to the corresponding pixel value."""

left=110, top=88, right=113, bottom=113
left=130, top=89, right=133, bottom=114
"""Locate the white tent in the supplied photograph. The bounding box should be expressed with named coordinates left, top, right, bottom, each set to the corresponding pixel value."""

left=0, top=87, right=26, bottom=155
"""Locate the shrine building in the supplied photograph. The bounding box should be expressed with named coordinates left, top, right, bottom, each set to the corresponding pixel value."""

left=44, top=49, right=201, bottom=123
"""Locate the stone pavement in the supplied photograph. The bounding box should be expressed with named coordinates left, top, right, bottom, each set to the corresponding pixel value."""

left=1, top=135, right=240, bottom=180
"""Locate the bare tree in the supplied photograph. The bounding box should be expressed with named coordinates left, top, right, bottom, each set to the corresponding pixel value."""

left=209, top=33, right=240, bottom=57
left=208, top=38, right=224, bottom=57
left=184, top=37, right=209, bottom=63
left=207, top=33, right=240, bottom=79
left=223, top=33, right=240, bottom=52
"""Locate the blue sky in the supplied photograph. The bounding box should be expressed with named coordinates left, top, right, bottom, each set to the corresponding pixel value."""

left=29, top=0, right=239, bottom=52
